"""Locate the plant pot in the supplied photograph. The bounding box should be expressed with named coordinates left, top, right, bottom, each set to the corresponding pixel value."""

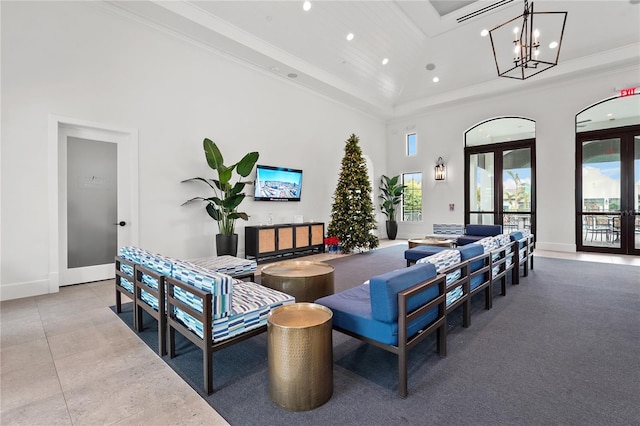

left=216, top=234, right=238, bottom=257
left=385, top=220, right=398, bottom=240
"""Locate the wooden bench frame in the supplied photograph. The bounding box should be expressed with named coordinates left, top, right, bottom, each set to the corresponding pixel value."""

left=133, top=264, right=167, bottom=356
left=512, top=234, right=535, bottom=285
left=165, top=276, right=268, bottom=395
left=115, top=256, right=137, bottom=329
left=487, top=240, right=517, bottom=306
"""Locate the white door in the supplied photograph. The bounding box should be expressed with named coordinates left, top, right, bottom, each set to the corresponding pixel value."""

left=57, top=122, right=137, bottom=286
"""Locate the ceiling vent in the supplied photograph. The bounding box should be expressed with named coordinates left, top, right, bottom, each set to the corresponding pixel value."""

left=457, top=0, right=514, bottom=23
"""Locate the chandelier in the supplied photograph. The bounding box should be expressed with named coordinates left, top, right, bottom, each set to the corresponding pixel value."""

left=489, top=0, right=567, bottom=80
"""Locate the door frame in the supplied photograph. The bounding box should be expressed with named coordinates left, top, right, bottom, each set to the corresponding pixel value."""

left=575, top=124, right=640, bottom=255
left=464, top=138, right=537, bottom=236
left=48, top=115, right=139, bottom=292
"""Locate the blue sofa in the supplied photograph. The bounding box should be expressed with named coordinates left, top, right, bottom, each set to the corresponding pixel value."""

left=315, top=263, right=447, bottom=398
left=457, top=224, right=503, bottom=246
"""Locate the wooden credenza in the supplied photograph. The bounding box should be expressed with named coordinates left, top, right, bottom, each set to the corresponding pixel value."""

left=244, top=222, right=325, bottom=262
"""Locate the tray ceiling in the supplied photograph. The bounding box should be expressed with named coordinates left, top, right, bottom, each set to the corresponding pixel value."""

left=105, top=0, right=640, bottom=118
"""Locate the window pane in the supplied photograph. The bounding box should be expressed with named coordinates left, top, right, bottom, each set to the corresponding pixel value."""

left=402, top=172, right=422, bottom=222
left=469, top=153, right=494, bottom=212
left=503, top=148, right=531, bottom=212
left=466, top=118, right=534, bottom=146
left=469, top=213, right=494, bottom=225
left=582, top=138, right=620, bottom=213
left=407, top=133, right=417, bottom=156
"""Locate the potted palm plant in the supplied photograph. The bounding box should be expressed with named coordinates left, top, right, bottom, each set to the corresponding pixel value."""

left=182, top=138, right=259, bottom=256
left=379, top=174, right=406, bottom=240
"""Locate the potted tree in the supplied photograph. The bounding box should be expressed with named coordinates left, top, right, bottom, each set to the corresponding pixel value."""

left=182, top=138, right=259, bottom=256
left=379, top=174, right=406, bottom=240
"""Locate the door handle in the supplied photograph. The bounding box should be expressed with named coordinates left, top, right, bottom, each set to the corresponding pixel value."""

left=114, top=221, right=126, bottom=227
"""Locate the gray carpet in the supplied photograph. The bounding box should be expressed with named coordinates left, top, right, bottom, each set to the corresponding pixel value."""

left=113, top=247, right=640, bottom=425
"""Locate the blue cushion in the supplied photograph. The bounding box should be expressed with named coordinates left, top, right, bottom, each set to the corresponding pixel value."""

left=456, top=235, right=485, bottom=246
left=509, top=231, right=524, bottom=241
left=404, top=245, right=447, bottom=262
left=457, top=243, right=487, bottom=291
left=457, top=243, right=483, bottom=270
left=370, top=263, right=438, bottom=324
left=316, top=281, right=440, bottom=346
left=465, top=224, right=502, bottom=237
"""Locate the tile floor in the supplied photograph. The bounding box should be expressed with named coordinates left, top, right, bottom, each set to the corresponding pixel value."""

left=1, top=242, right=638, bottom=425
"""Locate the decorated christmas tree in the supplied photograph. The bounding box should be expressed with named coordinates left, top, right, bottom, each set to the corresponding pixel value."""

left=327, top=134, right=379, bottom=253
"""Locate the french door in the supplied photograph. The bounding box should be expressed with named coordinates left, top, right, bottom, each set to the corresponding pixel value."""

left=576, top=125, right=640, bottom=255
left=465, top=139, right=536, bottom=236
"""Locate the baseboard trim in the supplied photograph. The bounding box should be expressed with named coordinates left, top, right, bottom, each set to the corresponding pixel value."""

left=0, top=279, right=54, bottom=301
left=535, top=242, right=576, bottom=252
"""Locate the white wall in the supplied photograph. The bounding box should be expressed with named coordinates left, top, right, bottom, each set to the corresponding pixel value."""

left=387, top=65, right=640, bottom=252
left=0, top=2, right=386, bottom=299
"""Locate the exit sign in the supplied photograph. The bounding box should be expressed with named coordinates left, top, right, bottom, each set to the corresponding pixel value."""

left=619, top=87, right=638, bottom=97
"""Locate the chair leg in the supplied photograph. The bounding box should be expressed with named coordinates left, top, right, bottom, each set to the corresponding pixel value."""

left=398, top=348, right=408, bottom=398
left=437, top=323, right=447, bottom=358
left=462, top=299, right=470, bottom=327
left=485, top=286, right=492, bottom=309
left=158, top=315, right=167, bottom=356
left=168, top=326, right=176, bottom=358
left=135, top=305, right=144, bottom=332
left=204, top=345, right=213, bottom=395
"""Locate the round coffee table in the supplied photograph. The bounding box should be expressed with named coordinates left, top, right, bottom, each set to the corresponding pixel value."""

left=408, top=237, right=455, bottom=249
left=260, top=260, right=335, bottom=302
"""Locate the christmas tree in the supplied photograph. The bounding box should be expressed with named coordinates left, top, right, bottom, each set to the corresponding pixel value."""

left=327, top=134, right=379, bottom=253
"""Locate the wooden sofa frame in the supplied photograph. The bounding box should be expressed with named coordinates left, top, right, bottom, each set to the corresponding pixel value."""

left=332, top=273, right=448, bottom=398
left=115, top=256, right=137, bottom=329
left=513, top=234, right=535, bottom=285
left=487, top=240, right=517, bottom=307
left=134, top=264, right=167, bottom=356
left=165, top=275, right=268, bottom=395
left=408, top=251, right=492, bottom=317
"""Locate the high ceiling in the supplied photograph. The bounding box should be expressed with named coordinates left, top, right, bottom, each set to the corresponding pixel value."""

left=105, top=0, right=640, bottom=119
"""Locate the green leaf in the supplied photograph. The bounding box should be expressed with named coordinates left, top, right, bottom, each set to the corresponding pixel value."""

left=203, top=138, right=224, bottom=171
left=236, top=152, right=259, bottom=177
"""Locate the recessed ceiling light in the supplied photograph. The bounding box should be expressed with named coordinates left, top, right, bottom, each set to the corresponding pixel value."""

left=426, top=63, right=436, bottom=71
left=382, top=58, right=389, bottom=65
left=346, top=33, right=354, bottom=41
left=607, top=113, right=613, bottom=117
left=480, top=29, right=489, bottom=37
left=549, top=41, right=558, bottom=49
left=303, top=1, right=311, bottom=11
left=287, top=73, right=298, bottom=78
left=432, top=77, right=439, bottom=83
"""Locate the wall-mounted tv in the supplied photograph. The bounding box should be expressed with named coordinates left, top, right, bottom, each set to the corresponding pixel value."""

left=254, top=164, right=303, bottom=201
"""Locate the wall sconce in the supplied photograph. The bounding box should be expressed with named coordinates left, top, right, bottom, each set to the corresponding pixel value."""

left=435, top=157, right=446, bottom=181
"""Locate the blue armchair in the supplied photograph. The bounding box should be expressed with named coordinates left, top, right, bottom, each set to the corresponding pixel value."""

left=315, top=263, right=447, bottom=398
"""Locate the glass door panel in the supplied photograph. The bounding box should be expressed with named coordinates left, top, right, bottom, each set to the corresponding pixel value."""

left=634, top=136, right=640, bottom=252
left=469, top=213, right=494, bottom=225
left=502, top=148, right=532, bottom=232
left=469, top=153, right=494, bottom=223
left=580, top=138, right=621, bottom=249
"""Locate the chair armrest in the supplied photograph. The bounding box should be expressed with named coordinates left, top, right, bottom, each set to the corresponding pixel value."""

left=397, top=273, right=447, bottom=349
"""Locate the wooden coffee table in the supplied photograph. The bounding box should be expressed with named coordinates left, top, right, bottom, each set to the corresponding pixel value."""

left=408, top=237, right=456, bottom=249
left=260, top=260, right=334, bottom=302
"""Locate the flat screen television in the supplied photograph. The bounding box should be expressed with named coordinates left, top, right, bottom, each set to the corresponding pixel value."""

left=254, top=164, right=303, bottom=201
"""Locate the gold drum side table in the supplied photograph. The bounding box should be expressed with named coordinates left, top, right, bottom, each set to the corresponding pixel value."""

left=261, top=260, right=335, bottom=302
left=267, top=303, right=333, bottom=411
